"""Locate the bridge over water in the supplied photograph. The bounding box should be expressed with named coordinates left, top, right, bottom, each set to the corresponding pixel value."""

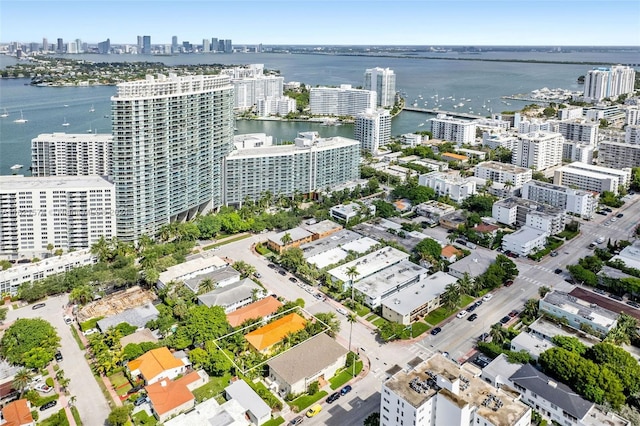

left=402, top=106, right=485, bottom=120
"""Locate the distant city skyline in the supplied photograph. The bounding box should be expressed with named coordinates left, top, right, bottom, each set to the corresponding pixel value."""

left=1, top=0, right=639, bottom=46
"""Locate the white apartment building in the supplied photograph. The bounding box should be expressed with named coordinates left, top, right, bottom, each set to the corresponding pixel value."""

left=553, top=162, right=632, bottom=194
left=626, top=106, right=640, bottom=126
left=482, top=131, right=517, bottom=150
left=598, top=140, right=640, bottom=169
left=223, top=132, right=360, bottom=206
left=31, top=133, right=112, bottom=176
left=553, top=119, right=599, bottom=145
left=517, top=118, right=552, bottom=134
left=309, top=85, right=376, bottom=116
left=558, top=106, right=584, bottom=120
left=255, top=96, right=296, bottom=117
left=511, top=131, right=564, bottom=171
left=0, top=175, right=115, bottom=257
left=474, top=115, right=511, bottom=131
left=501, top=226, right=548, bottom=257
left=492, top=197, right=564, bottom=235
left=380, top=353, right=531, bottom=426
left=111, top=74, right=235, bottom=241
left=626, top=125, right=640, bottom=144
left=583, top=65, right=636, bottom=102
left=430, top=114, right=476, bottom=145
left=474, top=161, right=532, bottom=188
left=232, top=75, right=284, bottom=111
left=562, top=141, right=594, bottom=164
left=0, top=249, right=97, bottom=295
left=354, top=108, right=391, bottom=154
left=353, top=260, right=430, bottom=309
left=539, top=291, right=618, bottom=336
left=418, top=172, right=476, bottom=203
left=399, top=133, right=423, bottom=147
left=364, top=67, right=396, bottom=107
left=522, top=180, right=596, bottom=218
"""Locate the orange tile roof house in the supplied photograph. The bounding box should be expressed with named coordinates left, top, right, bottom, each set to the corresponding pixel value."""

left=127, top=347, right=187, bottom=385
left=441, top=245, right=463, bottom=262
left=146, top=370, right=208, bottom=423
left=441, top=152, right=469, bottom=163
left=245, top=313, right=306, bottom=353
left=1, top=399, right=34, bottom=426
left=227, top=296, right=283, bottom=328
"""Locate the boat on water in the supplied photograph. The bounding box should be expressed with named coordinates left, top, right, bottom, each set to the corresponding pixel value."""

left=89, top=105, right=95, bottom=112
left=0, top=108, right=8, bottom=118
left=13, top=110, right=27, bottom=123
left=62, top=117, right=70, bottom=127
left=10, top=164, right=23, bottom=170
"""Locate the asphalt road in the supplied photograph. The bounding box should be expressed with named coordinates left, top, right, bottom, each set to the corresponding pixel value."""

left=4, top=294, right=111, bottom=425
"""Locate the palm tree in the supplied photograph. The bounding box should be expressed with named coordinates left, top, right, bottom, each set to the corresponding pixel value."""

left=91, top=236, right=110, bottom=262
left=441, top=283, right=461, bottom=311
left=490, top=323, right=507, bottom=345
left=522, top=298, right=539, bottom=321
left=198, top=278, right=215, bottom=295
left=605, top=313, right=639, bottom=346
left=345, top=266, right=360, bottom=302
left=538, top=286, right=552, bottom=298
left=69, top=284, right=93, bottom=305
left=232, top=260, right=256, bottom=279
left=457, top=273, right=474, bottom=296
left=12, top=368, right=31, bottom=397
left=503, top=180, right=514, bottom=196
left=280, top=232, right=293, bottom=248
left=347, top=313, right=357, bottom=352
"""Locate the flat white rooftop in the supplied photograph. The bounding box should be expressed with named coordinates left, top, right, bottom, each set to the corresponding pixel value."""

left=381, top=271, right=456, bottom=316
left=328, top=246, right=409, bottom=283
left=158, top=255, right=227, bottom=284
left=354, top=260, right=429, bottom=301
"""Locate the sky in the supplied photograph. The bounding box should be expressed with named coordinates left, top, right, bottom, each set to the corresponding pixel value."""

left=1, top=0, right=639, bottom=46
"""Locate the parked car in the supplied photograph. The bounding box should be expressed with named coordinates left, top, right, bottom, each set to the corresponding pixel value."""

left=508, top=310, right=519, bottom=318
left=478, top=333, right=489, bottom=341
left=39, top=400, right=57, bottom=411
left=626, top=301, right=640, bottom=309
left=134, top=396, right=148, bottom=407
left=306, top=404, right=322, bottom=417
left=474, top=300, right=483, bottom=307
left=63, top=316, right=73, bottom=325
left=279, top=270, right=287, bottom=276
left=35, top=383, right=53, bottom=393
left=268, top=263, right=276, bottom=269
left=430, top=327, right=442, bottom=336
left=83, top=328, right=99, bottom=336
left=340, top=385, right=352, bottom=396
left=550, top=251, right=558, bottom=257
left=554, top=269, right=562, bottom=274
left=500, top=316, right=511, bottom=324
left=467, top=304, right=476, bottom=312
left=254, top=272, right=262, bottom=278
left=326, top=392, right=341, bottom=404
left=616, top=213, right=624, bottom=218
left=482, top=294, right=493, bottom=302
left=32, top=303, right=46, bottom=310
left=504, top=280, right=514, bottom=287
left=456, top=310, right=468, bottom=319
left=593, top=288, right=607, bottom=295
left=609, top=294, right=624, bottom=301
left=289, top=416, right=304, bottom=426
left=472, top=356, right=491, bottom=369
left=54, top=351, right=63, bottom=362
left=336, top=307, right=348, bottom=316
left=289, top=277, right=298, bottom=283
left=467, top=313, right=478, bottom=322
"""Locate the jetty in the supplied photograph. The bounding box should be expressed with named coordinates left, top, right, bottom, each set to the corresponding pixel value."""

left=402, top=106, right=485, bottom=120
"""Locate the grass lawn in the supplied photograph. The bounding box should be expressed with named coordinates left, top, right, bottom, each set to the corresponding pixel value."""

left=289, top=390, right=328, bottom=412
left=39, top=409, right=69, bottom=426
left=262, top=417, right=285, bottom=426
left=70, top=406, right=82, bottom=426
left=400, top=322, right=430, bottom=339
left=365, top=313, right=378, bottom=322
left=132, top=410, right=158, bottom=426
left=356, top=305, right=371, bottom=317
left=424, top=307, right=453, bottom=326
left=192, top=373, right=232, bottom=403
left=108, top=372, right=130, bottom=388
left=372, top=317, right=388, bottom=328
left=460, top=295, right=474, bottom=307
left=329, top=361, right=364, bottom=390
left=203, top=234, right=251, bottom=250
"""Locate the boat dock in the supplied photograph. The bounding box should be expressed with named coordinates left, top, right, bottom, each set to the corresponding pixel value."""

left=402, top=106, right=485, bottom=120
left=501, top=96, right=553, bottom=104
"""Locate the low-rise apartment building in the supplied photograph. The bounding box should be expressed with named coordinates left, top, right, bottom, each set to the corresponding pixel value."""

left=501, top=226, right=548, bottom=257
left=522, top=180, right=597, bottom=218
left=474, top=161, right=532, bottom=188
left=31, top=132, right=112, bottom=176
left=492, top=197, right=564, bottom=235
left=353, top=260, right=429, bottom=308
left=598, top=140, right=640, bottom=169
left=418, top=172, right=476, bottom=203
left=309, top=85, right=376, bottom=116
left=553, top=162, right=632, bottom=194
left=539, top=291, right=618, bottom=337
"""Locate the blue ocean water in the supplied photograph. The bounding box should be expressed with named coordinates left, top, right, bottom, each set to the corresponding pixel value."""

left=0, top=51, right=634, bottom=172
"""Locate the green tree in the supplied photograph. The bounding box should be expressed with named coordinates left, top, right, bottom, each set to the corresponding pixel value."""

left=538, top=286, right=552, bottom=298
left=197, top=278, right=216, bottom=295
left=457, top=272, right=475, bottom=296
left=551, top=335, right=587, bottom=355
left=182, top=305, right=230, bottom=347
left=521, top=298, right=540, bottom=322
left=347, top=313, right=357, bottom=352
left=232, top=260, right=256, bottom=279
left=586, top=342, right=640, bottom=395
left=605, top=313, right=638, bottom=346
left=69, top=284, right=94, bottom=305
left=441, top=283, right=461, bottom=311
left=414, top=238, right=442, bottom=263
left=280, top=232, right=293, bottom=247
left=0, top=318, right=60, bottom=367
left=107, top=406, right=132, bottom=426
left=364, top=412, right=380, bottom=426
left=12, top=368, right=31, bottom=397
left=371, top=200, right=398, bottom=218
left=188, top=347, right=210, bottom=370
left=122, top=343, right=144, bottom=361
left=314, top=312, right=341, bottom=337
left=490, top=323, right=507, bottom=345
left=279, top=247, right=306, bottom=273
left=346, top=266, right=360, bottom=302
left=0, top=307, right=7, bottom=322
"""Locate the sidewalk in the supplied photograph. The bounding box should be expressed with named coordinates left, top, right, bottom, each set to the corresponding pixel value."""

left=46, top=364, right=76, bottom=426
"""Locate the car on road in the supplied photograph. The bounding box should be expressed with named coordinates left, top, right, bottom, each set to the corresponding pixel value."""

left=456, top=310, right=468, bottom=319
left=593, top=288, right=607, bottom=295
left=588, top=243, right=596, bottom=249
left=39, top=400, right=57, bottom=411
left=472, top=356, right=491, bottom=369
left=500, top=315, right=511, bottom=324
left=326, top=392, right=341, bottom=404
left=289, top=416, right=304, bottom=426
left=268, top=264, right=276, bottom=269
left=83, top=328, right=99, bottom=336
left=455, top=239, right=466, bottom=245
left=254, top=272, right=262, bottom=278
left=467, top=304, right=476, bottom=312
left=474, top=300, right=483, bottom=307
left=134, top=396, right=148, bottom=407
left=554, top=268, right=562, bottom=274
left=54, top=351, right=63, bottom=362
left=508, top=310, right=519, bottom=318
left=550, top=251, right=558, bottom=257
left=604, top=221, right=611, bottom=226
left=504, top=280, right=514, bottom=287
left=609, top=293, right=624, bottom=301
left=482, top=294, right=493, bottom=302
left=314, top=293, right=326, bottom=301
left=430, top=327, right=442, bottom=336
left=306, top=404, right=322, bottom=417
left=611, top=217, right=618, bottom=223
left=596, top=211, right=607, bottom=216
left=32, top=303, right=46, bottom=310
left=63, top=315, right=73, bottom=325
left=626, top=301, right=640, bottom=309
left=478, top=333, right=489, bottom=341
left=603, top=208, right=613, bottom=212
left=288, top=277, right=298, bottom=283
left=340, top=385, right=352, bottom=396
left=467, top=313, right=478, bottom=322
left=336, top=307, right=348, bottom=316
left=279, top=270, right=287, bottom=276
left=35, top=383, right=53, bottom=393
left=616, top=213, right=624, bottom=218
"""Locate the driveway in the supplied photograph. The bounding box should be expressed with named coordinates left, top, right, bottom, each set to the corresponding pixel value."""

left=4, top=294, right=111, bottom=425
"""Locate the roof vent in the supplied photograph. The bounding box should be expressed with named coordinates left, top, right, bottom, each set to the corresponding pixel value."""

left=547, top=380, right=557, bottom=388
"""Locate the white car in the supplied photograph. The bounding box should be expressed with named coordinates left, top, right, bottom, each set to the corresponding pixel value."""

left=83, top=328, right=99, bottom=336
left=482, top=293, right=494, bottom=302
left=456, top=310, right=468, bottom=319
left=34, top=383, right=53, bottom=393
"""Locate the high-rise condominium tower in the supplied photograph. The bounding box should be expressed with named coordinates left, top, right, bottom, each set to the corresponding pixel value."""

left=583, top=65, right=636, bottom=102
left=364, top=67, right=396, bottom=108
left=354, top=108, right=391, bottom=154
left=111, top=74, right=235, bottom=241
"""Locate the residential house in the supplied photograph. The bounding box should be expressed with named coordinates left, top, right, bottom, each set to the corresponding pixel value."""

left=1, top=399, right=34, bottom=426
left=440, top=245, right=462, bottom=262
left=96, top=302, right=159, bottom=333
left=164, top=398, right=249, bottom=426
left=224, top=380, right=272, bottom=425
left=226, top=296, right=283, bottom=328
left=266, top=228, right=313, bottom=254
left=127, top=347, right=188, bottom=385
left=267, top=333, right=348, bottom=396
left=146, top=370, right=208, bottom=423
left=245, top=313, right=306, bottom=353
left=197, top=278, right=266, bottom=313
left=539, top=291, right=618, bottom=337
